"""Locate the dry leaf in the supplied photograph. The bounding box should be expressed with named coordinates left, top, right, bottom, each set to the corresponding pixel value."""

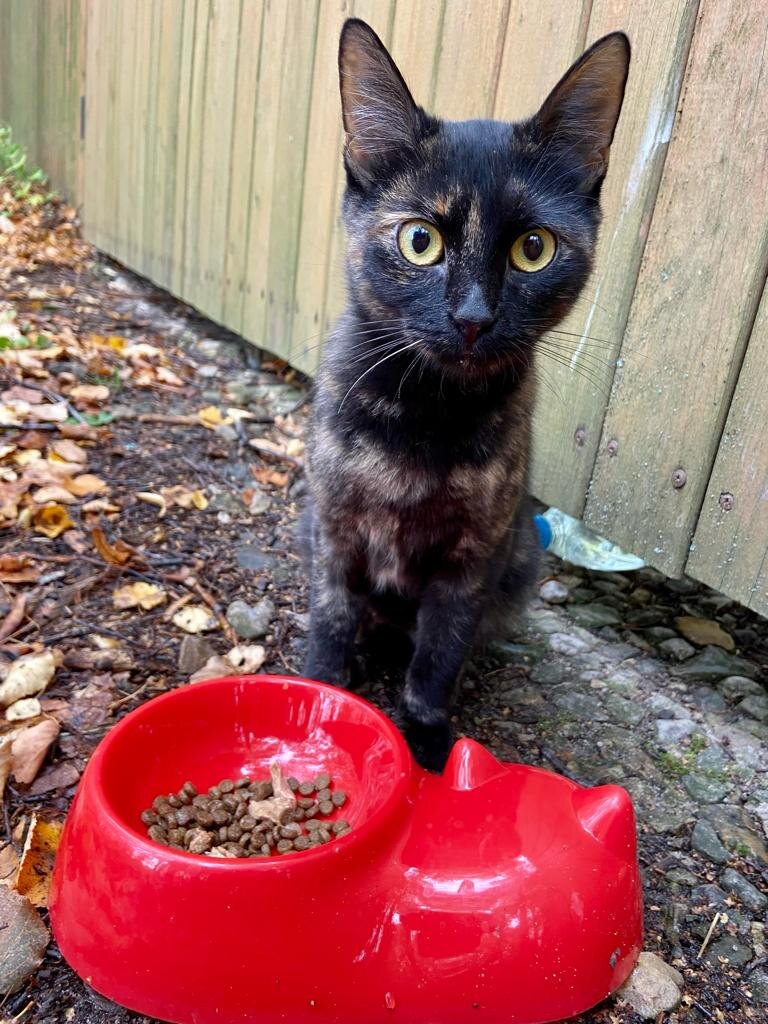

left=67, top=473, right=108, bottom=497
left=0, top=650, right=56, bottom=708
left=113, top=581, right=167, bottom=611
left=0, top=735, right=12, bottom=802
left=28, top=761, right=80, bottom=796
left=81, top=498, right=120, bottom=514
left=0, top=443, right=17, bottom=458
left=32, top=504, right=75, bottom=538
left=50, top=439, right=87, bottom=464
left=15, top=816, right=64, bottom=907
left=172, top=605, right=217, bottom=634
left=136, top=490, right=167, bottom=517
left=251, top=466, right=290, bottom=489
left=5, top=698, right=42, bottom=722
left=33, top=401, right=69, bottom=422
left=159, top=485, right=208, bottom=511
left=11, top=719, right=60, bottom=784
left=32, top=485, right=77, bottom=504
left=189, top=644, right=265, bottom=683
left=0, top=885, right=50, bottom=993
left=0, top=840, right=20, bottom=882
left=0, top=555, right=41, bottom=585
left=198, top=405, right=231, bottom=429
left=69, top=383, right=110, bottom=405
left=91, top=527, right=133, bottom=565
left=154, top=366, right=184, bottom=387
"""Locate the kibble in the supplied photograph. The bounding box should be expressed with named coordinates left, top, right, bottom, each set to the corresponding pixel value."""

left=142, top=767, right=352, bottom=858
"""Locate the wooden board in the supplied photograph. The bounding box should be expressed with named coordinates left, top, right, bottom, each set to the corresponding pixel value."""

left=527, top=0, right=700, bottom=517
left=584, top=0, right=768, bottom=576
left=687, top=288, right=768, bottom=616
left=431, top=0, right=510, bottom=119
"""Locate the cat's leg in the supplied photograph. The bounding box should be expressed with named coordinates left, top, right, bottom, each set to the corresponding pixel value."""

left=303, top=535, right=363, bottom=688
left=400, top=579, right=483, bottom=771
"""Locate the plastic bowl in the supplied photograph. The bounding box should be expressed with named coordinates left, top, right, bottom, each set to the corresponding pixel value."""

left=50, top=675, right=642, bottom=1023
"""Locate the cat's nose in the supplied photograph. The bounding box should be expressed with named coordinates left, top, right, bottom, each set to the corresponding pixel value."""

left=450, top=314, right=495, bottom=348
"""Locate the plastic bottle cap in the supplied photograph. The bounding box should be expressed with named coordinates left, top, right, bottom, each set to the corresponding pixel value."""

left=533, top=513, right=552, bottom=551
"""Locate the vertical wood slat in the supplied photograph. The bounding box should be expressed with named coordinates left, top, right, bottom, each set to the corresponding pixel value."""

left=686, top=289, right=768, bottom=616
left=584, top=0, right=768, bottom=576
left=526, top=0, right=700, bottom=516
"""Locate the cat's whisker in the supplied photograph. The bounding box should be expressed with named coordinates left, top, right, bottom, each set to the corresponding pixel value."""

left=338, top=340, right=422, bottom=412
left=535, top=348, right=609, bottom=396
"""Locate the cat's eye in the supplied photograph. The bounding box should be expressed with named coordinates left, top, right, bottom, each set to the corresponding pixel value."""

left=509, top=228, right=556, bottom=272
left=397, top=220, right=444, bottom=266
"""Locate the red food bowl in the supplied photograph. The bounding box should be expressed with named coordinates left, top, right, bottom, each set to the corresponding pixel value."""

left=49, top=675, right=642, bottom=1023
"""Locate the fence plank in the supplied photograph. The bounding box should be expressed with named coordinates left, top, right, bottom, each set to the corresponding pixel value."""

left=170, top=2, right=197, bottom=297
left=687, top=294, right=768, bottom=616
left=526, top=0, right=699, bottom=517
left=584, top=0, right=768, bottom=576
left=432, top=0, right=510, bottom=119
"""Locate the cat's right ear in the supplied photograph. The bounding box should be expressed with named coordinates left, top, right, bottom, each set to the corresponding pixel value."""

left=339, top=19, right=422, bottom=186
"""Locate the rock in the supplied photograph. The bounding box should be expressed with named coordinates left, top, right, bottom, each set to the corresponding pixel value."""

left=683, top=774, right=732, bottom=804
left=720, top=868, right=768, bottom=912
left=245, top=488, right=271, bottom=515
left=700, top=804, right=768, bottom=866
left=688, top=686, right=726, bottom=712
left=674, top=615, right=735, bottom=651
left=538, top=579, right=569, bottom=604
left=553, top=691, right=607, bottom=721
left=603, top=667, right=642, bottom=694
left=642, top=626, right=679, bottom=643
left=718, top=675, right=764, bottom=699
left=616, top=951, right=683, bottom=1019
left=569, top=603, right=621, bottom=628
left=707, top=721, right=766, bottom=771
left=225, top=598, right=275, bottom=640
left=658, top=638, right=696, bottom=661
left=529, top=662, right=567, bottom=685
left=548, top=632, right=593, bottom=656
left=177, top=635, right=216, bottom=676
left=656, top=718, right=696, bottom=745
left=234, top=545, right=276, bottom=572
left=754, top=802, right=768, bottom=841
left=665, top=867, right=699, bottom=886
left=691, top=819, right=730, bottom=864
left=604, top=693, right=646, bottom=727
left=691, top=883, right=729, bottom=908
left=625, top=608, right=665, bottom=627
left=739, top=695, right=768, bottom=722
left=672, top=647, right=757, bottom=682
left=0, top=887, right=49, bottom=994
left=695, top=745, right=729, bottom=773
left=704, top=936, right=752, bottom=967
left=749, top=969, right=768, bottom=1004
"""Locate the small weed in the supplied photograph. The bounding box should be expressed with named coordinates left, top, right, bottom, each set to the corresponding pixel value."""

left=658, top=752, right=687, bottom=777
left=689, top=734, right=707, bottom=755
left=0, top=123, right=55, bottom=202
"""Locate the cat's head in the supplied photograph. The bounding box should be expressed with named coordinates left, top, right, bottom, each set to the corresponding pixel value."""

left=338, top=19, right=630, bottom=380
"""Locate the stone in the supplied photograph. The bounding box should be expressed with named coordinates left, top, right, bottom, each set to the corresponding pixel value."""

left=704, top=936, right=752, bottom=968
left=177, top=635, right=216, bottom=676
left=691, top=819, right=730, bottom=864
left=665, top=868, right=699, bottom=886
left=671, top=647, right=757, bottom=682
left=538, top=580, right=568, bottom=604
left=700, top=804, right=768, bottom=866
left=0, top=887, right=49, bottom=994
left=548, top=632, right=593, bottom=656
left=625, top=608, right=665, bottom=627
left=656, top=718, right=696, bottom=745
left=603, top=667, right=642, bottom=694
left=225, top=598, right=275, bottom=640
left=695, top=745, right=729, bottom=773
left=749, top=969, right=768, bottom=1004
left=683, top=774, right=732, bottom=804
left=616, top=951, right=683, bottom=1019
left=720, top=868, right=768, bottom=912
left=569, top=603, right=621, bottom=628
left=754, top=801, right=768, bottom=841
left=234, top=545, right=276, bottom=572
left=717, top=675, right=764, bottom=700
left=604, top=694, right=646, bottom=727
left=642, top=626, right=678, bottom=643
left=739, top=695, right=768, bottom=722
left=529, top=662, right=567, bottom=685
left=674, top=616, right=735, bottom=651
left=691, top=883, right=729, bottom=908
left=688, top=686, right=726, bottom=712
left=658, top=638, right=696, bottom=662
left=553, top=691, right=607, bottom=721
left=707, top=721, right=766, bottom=771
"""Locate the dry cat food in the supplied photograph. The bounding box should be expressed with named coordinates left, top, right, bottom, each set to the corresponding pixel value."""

left=141, top=762, right=350, bottom=858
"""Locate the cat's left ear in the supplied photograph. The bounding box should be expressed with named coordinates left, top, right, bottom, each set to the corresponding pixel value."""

left=338, top=19, right=423, bottom=186
left=535, top=32, right=631, bottom=192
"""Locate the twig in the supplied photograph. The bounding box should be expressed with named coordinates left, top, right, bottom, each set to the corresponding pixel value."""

left=0, top=593, right=27, bottom=642
left=110, top=680, right=150, bottom=710
left=697, top=911, right=726, bottom=960
left=162, top=591, right=194, bottom=622
left=691, top=1000, right=716, bottom=1021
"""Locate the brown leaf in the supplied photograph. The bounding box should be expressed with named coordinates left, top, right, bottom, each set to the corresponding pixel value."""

left=0, top=594, right=27, bottom=643
left=11, top=719, right=60, bottom=784
left=15, top=816, right=64, bottom=908
left=27, top=761, right=80, bottom=796
left=91, top=527, right=133, bottom=566
left=251, top=466, right=290, bottom=489
left=68, top=383, right=110, bottom=405
left=0, top=650, right=55, bottom=707
left=32, top=504, right=74, bottom=538
left=0, top=386, right=43, bottom=405
left=33, top=401, right=69, bottom=422
left=31, top=485, right=77, bottom=505
left=0, top=885, right=49, bottom=994
left=63, top=647, right=133, bottom=671
left=190, top=644, right=265, bottom=683
left=172, top=605, right=217, bottom=634
left=0, top=734, right=12, bottom=802
left=67, top=473, right=109, bottom=497
left=50, top=439, right=87, bottom=465
left=112, top=581, right=166, bottom=611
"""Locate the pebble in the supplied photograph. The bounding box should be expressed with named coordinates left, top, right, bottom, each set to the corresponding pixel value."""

left=691, top=819, right=730, bottom=864
left=226, top=597, right=275, bottom=639
left=0, top=887, right=50, bottom=995
left=569, top=603, right=622, bottom=628
left=674, top=615, right=735, bottom=651
left=655, top=718, right=696, bottom=745
left=672, top=647, right=756, bottom=682
left=704, top=936, right=752, bottom=967
left=682, top=774, right=732, bottom=804
left=700, top=804, right=768, bottom=866
left=234, top=546, right=276, bottom=572
left=720, top=867, right=768, bottom=912
left=718, top=675, right=764, bottom=700
left=739, top=695, right=768, bottom=722
left=548, top=632, right=592, bottom=656
left=538, top=580, right=569, bottom=604
left=177, top=635, right=216, bottom=675
left=616, top=951, right=683, bottom=1019
left=749, top=969, right=768, bottom=1004
left=658, top=638, right=696, bottom=662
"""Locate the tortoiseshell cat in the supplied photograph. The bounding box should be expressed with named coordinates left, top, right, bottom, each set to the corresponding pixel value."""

left=303, top=19, right=630, bottom=770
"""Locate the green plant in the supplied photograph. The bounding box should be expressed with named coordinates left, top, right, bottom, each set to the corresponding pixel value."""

left=0, top=123, right=52, bottom=204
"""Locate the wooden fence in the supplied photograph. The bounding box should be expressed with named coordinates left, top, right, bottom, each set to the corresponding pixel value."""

left=2, top=0, right=767, bottom=616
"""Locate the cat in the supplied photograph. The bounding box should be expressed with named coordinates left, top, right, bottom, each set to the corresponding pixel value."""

left=302, top=18, right=630, bottom=770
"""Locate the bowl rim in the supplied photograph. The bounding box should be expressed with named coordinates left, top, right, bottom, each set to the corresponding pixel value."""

left=85, top=673, right=415, bottom=869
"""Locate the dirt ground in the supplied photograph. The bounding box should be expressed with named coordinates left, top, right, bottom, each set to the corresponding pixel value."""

left=0, top=197, right=765, bottom=1023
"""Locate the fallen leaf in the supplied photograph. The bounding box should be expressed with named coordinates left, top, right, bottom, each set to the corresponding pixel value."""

left=0, top=594, right=27, bottom=643
left=15, top=816, right=64, bottom=907
left=0, top=841, right=19, bottom=883
left=0, top=735, right=11, bottom=802
left=0, top=650, right=56, bottom=708
left=69, top=383, right=110, bottom=405
left=63, top=647, right=133, bottom=671
left=251, top=465, right=290, bottom=489
left=31, top=485, right=78, bottom=504
left=189, top=644, right=265, bottom=683
left=28, top=762, right=80, bottom=796
left=5, top=698, right=42, bottom=722
left=113, top=581, right=167, bottom=611
left=32, top=400, right=69, bottom=422
left=32, top=504, right=74, bottom=538
left=0, top=443, right=16, bottom=459
left=50, top=439, right=87, bottom=464
left=172, top=605, right=217, bottom=634
left=135, top=490, right=167, bottom=517
left=154, top=366, right=184, bottom=387
left=0, top=885, right=49, bottom=993
left=66, top=473, right=108, bottom=497
left=11, top=719, right=60, bottom=784
left=81, top=498, right=120, bottom=514
left=0, top=556, right=40, bottom=585
left=198, top=405, right=231, bottom=429
left=159, top=485, right=208, bottom=511
left=91, top=527, right=133, bottom=565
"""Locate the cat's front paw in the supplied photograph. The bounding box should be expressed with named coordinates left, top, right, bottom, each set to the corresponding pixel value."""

left=402, top=716, right=454, bottom=773
left=302, top=654, right=351, bottom=689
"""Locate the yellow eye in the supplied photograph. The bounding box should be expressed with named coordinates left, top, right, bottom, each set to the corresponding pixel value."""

left=509, top=228, right=556, bottom=272
left=397, top=220, right=444, bottom=266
